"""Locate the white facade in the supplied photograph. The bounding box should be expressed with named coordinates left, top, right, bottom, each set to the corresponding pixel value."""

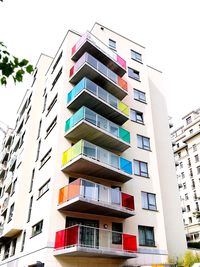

left=172, top=108, right=200, bottom=243
left=0, top=23, right=186, bottom=267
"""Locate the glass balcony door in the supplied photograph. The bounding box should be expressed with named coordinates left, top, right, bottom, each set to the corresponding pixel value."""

left=66, top=218, right=99, bottom=248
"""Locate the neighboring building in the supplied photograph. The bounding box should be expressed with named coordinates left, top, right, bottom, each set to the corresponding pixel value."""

left=171, top=108, right=200, bottom=243
left=0, top=23, right=186, bottom=266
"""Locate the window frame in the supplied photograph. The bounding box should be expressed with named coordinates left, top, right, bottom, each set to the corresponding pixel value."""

left=109, top=39, right=116, bottom=50
left=131, top=50, right=142, bottom=63
left=130, top=109, right=144, bottom=124
left=138, top=225, right=155, bottom=247
left=137, top=134, right=151, bottom=151
left=134, top=160, right=149, bottom=177
left=141, top=191, right=157, bottom=211
left=31, top=220, right=43, bottom=238
left=128, top=67, right=140, bottom=81
left=38, top=179, right=50, bottom=199
left=133, top=88, right=146, bottom=103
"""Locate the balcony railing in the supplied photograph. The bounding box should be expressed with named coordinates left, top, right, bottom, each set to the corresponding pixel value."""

left=61, top=140, right=132, bottom=182
left=54, top=225, right=137, bottom=258
left=69, top=53, right=128, bottom=100
left=67, top=78, right=129, bottom=125
left=71, top=31, right=126, bottom=76
left=58, top=178, right=135, bottom=218
left=65, top=106, right=130, bottom=152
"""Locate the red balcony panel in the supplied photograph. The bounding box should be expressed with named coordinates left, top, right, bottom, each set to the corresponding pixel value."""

left=55, top=226, right=79, bottom=249
left=122, top=193, right=134, bottom=210
left=123, top=234, right=137, bottom=252
left=118, top=77, right=128, bottom=91
left=69, top=66, right=74, bottom=78
left=54, top=229, right=66, bottom=249
left=117, top=55, right=126, bottom=69
left=72, top=45, right=76, bottom=56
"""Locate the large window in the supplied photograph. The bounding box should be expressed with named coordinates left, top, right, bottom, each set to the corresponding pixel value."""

left=128, top=67, right=140, bottom=81
left=109, top=39, right=116, bottom=50
left=131, top=50, right=142, bottom=63
left=8, top=203, right=14, bottom=222
left=40, top=148, right=52, bottom=169
left=134, top=160, right=149, bottom=177
left=21, top=231, right=26, bottom=252
left=31, top=220, right=43, bottom=237
left=130, top=109, right=144, bottom=124
left=112, top=222, right=122, bottom=244
left=141, top=192, right=157, bottom=211
left=46, top=116, right=57, bottom=137
left=51, top=68, right=62, bottom=90
left=27, top=196, right=33, bottom=222
left=46, top=93, right=58, bottom=116
left=38, top=179, right=50, bottom=199
left=138, top=226, right=155, bottom=246
left=134, top=88, right=146, bottom=103
left=137, top=135, right=150, bottom=151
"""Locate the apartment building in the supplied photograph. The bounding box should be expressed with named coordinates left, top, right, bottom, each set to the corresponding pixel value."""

left=171, top=108, right=200, bottom=243
left=0, top=23, right=186, bottom=267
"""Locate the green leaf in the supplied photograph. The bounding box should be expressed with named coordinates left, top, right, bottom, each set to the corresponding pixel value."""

left=19, top=59, right=28, bottom=67
left=26, top=64, right=33, bottom=74
left=2, top=50, right=10, bottom=55
left=1, top=76, right=7, bottom=85
left=3, top=56, right=8, bottom=63
left=14, top=57, right=19, bottom=66
left=15, top=69, right=25, bottom=82
left=1, top=63, right=14, bottom=77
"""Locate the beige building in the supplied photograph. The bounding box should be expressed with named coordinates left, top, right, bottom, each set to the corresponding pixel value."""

left=171, top=108, right=200, bottom=243
left=0, top=23, right=186, bottom=267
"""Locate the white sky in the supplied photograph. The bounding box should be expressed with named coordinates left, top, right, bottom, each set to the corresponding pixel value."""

left=0, top=0, right=200, bottom=137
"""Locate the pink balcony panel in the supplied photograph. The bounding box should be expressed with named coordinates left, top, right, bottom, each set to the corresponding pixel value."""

left=122, top=192, right=134, bottom=210
left=69, top=66, right=74, bottom=78
left=117, top=55, right=126, bottom=69
left=71, top=45, right=76, bottom=56
left=123, top=234, right=137, bottom=252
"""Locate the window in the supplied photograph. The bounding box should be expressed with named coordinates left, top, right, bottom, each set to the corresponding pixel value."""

left=137, top=135, right=150, bottom=151
left=10, top=238, right=17, bottom=256
left=31, top=220, right=43, bottom=237
left=196, top=202, right=199, bottom=211
left=40, top=148, right=52, bottom=168
left=183, top=182, right=186, bottom=189
left=187, top=205, right=191, bottom=212
left=181, top=172, right=185, bottom=179
left=37, top=120, right=42, bottom=139
left=128, top=67, right=140, bottom=81
left=134, top=160, right=149, bottom=177
left=8, top=203, right=14, bottom=222
left=27, top=196, right=33, bottom=222
left=46, top=116, right=57, bottom=138
left=21, top=231, right=26, bottom=252
left=112, top=223, right=122, bottom=244
left=38, top=179, right=50, bottom=199
left=29, top=169, right=35, bottom=192
left=197, top=166, right=200, bottom=174
left=189, top=217, right=192, bottom=224
left=131, top=50, right=142, bottom=63
left=186, top=116, right=192, bottom=125
left=180, top=162, right=183, bottom=168
left=188, top=158, right=191, bottom=167
left=178, top=152, right=181, bottom=158
left=46, top=93, right=57, bottom=116
left=43, top=94, right=47, bottom=113
left=195, top=154, right=199, bottom=163
left=177, top=143, right=180, bottom=148
left=51, top=67, right=62, bottom=90
left=138, top=226, right=155, bottom=246
left=52, top=51, right=62, bottom=74
left=193, top=144, right=197, bottom=152
left=36, top=140, right=41, bottom=161
left=109, top=39, right=116, bottom=50
left=11, top=179, right=17, bottom=196
left=141, top=192, right=157, bottom=211
left=189, top=168, right=193, bottom=178
left=130, top=109, right=144, bottom=124
left=185, top=193, right=189, bottom=200
left=134, top=89, right=146, bottom=103
left=31, top=69, right=37, bottom=87
left=189, top=129, right=193, bottom=134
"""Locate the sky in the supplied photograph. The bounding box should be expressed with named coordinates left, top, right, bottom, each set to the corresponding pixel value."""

left=0, top=0, right=200, bottom=138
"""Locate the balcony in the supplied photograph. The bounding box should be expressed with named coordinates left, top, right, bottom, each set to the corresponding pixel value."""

left=69, top=53, right=128, bottom=100
left=1, top=197, right=9, bottom=216
left=67, top=78, right=129, bottom=125
left=0, top=162, right=7, bottom=178
left=54, top=225, right=137, bottom=258
left=9, top=154, right=17, bottom=172
left=71, top=32, right=126, bottom=76
left=61, top=140, right=132, bottom=183
left=58, top=178, right=135, bottom=218
left=65, top=107, right=130, bottom=152
left=5, top=173, right=13, bottom=193
left=1, top=147, right=10, bottom=163
left=4, top=130, right=13, bottom=147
